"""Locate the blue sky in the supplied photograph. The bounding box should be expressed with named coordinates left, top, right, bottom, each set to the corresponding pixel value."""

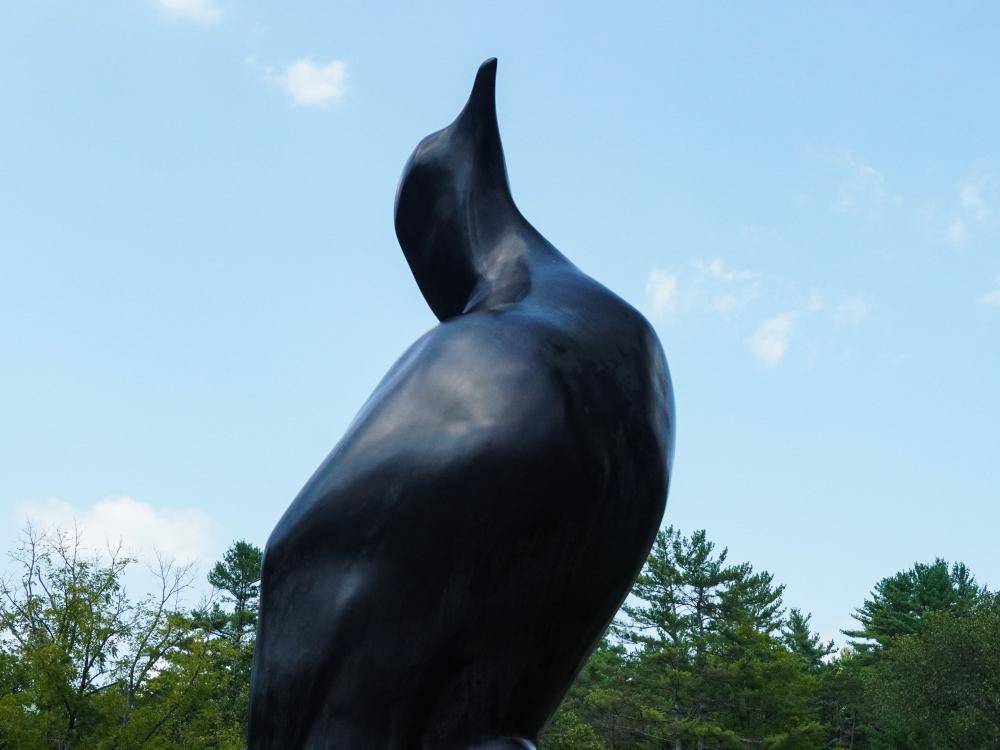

left=2, top=2, right=998, bottom=645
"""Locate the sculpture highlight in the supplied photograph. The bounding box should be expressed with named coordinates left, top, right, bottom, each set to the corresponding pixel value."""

left=248, top=58, right=675, bottom=749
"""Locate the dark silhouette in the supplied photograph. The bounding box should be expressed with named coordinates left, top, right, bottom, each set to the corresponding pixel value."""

left=248, top=58, right=675, bottom=750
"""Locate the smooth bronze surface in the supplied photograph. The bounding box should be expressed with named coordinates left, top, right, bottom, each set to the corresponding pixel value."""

left=248, top=58, right=674, bottom=750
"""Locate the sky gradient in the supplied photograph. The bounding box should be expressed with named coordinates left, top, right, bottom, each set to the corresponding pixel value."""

left=2, top=2, right=999, bottom=646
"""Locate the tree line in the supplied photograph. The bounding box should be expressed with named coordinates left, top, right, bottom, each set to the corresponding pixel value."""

left=542, top=527, right=999, bottom=749
left=1, top=524, right=997, bottom=749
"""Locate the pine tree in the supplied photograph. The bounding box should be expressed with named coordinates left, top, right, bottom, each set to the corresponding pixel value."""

left=612, top=527, right=820, bottom=749
left=206, top=540, right=264, bottom=648
left=782, top=609, right=835, bottom=672
left=199, top=540, right=264, bottom=741
left=843, top=558, right=982, bottom=651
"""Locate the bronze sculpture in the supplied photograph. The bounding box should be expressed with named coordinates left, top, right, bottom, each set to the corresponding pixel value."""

left=248, top=58, right=674, bottom=749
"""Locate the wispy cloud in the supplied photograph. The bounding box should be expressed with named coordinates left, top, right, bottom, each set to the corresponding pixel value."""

left=836, top=296, right=868, bottom=324
left=982, top=276, right=1000, bottom=306
left=644, top=255, right=865, bottom=368
left=947, top=175, right=991, bottom=245
left=645, top=258, right=760, bottom=320
left=19, top=496, right=213, bottom=564
left=946, top=218, right=968, bottom=246
left=749, top=313, right=794, bottom=366
left=274, top=58, right=348, bottom=107
left=692, top=257, right=759, bottom=314
left=692, top=257, right=757, bottom=283
left=836, top=154, right=888, bottom=212
left=645, top=270, right=679, bottom=320
left=156, top=0, right=223, bottom=24
left=959, top=177, right=989, bottom=221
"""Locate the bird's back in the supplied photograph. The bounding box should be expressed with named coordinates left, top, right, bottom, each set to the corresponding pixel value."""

left=250, top=277, right=671, bottom=748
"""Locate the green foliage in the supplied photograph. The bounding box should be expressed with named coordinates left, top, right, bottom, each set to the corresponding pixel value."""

left=205, top=541, right=263, bottom=649
left=862, top=597, right=1000, bottom=749
left=816, top=649, right=867, bottom=749
left=843, top=558, right=982, bottom=651
left=618, top=527, right=820, bottom=748
left=4, top=524, right=998, bottom=750
left=541, top=710, right=608, bottom=750
left=781, top=609, right=835, bottom=672
left=540, top=639, right=635, bottom=749
left=546, top=538, right=1000, bottom=750
left=541, top=528, right=823, bottom=750
left=620, top=527, right=786, bottom=649
left=0, top=528, right=257, bottom=750
left=191, top=540, right=263, bottom=742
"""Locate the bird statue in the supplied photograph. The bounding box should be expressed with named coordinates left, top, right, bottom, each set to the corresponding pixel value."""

left=248, top=58, right=674, bottom=750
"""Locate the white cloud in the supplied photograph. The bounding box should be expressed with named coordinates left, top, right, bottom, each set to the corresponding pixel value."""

left=749, top=313, right=794, bottom=366
left=944, top=175, right=992, bottom=245
left=645, top=270, right=678, bottom=320
left=982, top=276, right=1000, bottom=306
left=689, top=257, right=759, bottom=314
left=947, top=218, right=967, bottom=245
left=836, top=297, right=868, bottom=324
left=276, top=58, right=348, bottom=107
left=837, top=155, right=887, bottom=211
left=692, top=257, right=757, bottom=283
left=959, top=178, right=988, bottom=221
left=156, top=0, right=223, bottom=24
left=19, top=496, right=213, bottom=564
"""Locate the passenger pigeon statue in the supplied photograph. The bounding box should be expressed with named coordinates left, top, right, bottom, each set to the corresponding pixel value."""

left=248, top=58, right=675, bottom=750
